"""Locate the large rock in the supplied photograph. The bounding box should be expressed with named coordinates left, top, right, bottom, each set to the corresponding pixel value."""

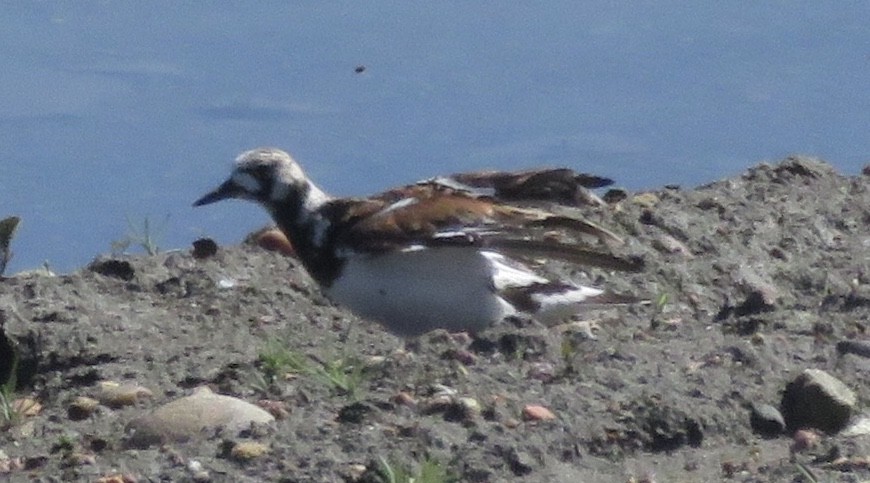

left=780, top=369, right=856, bottom=433
left=125, top=387, right=275, bottom=448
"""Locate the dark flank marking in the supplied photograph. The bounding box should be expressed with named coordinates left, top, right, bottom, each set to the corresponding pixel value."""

left=501, top=283, right=642, bottom=313
left=500, top=282, right=577, bottom=313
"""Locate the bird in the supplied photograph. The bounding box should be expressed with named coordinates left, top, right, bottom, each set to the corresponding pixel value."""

left=193, top=147, right=643, bottom=337
left=246, top=165, right=620, bottom=258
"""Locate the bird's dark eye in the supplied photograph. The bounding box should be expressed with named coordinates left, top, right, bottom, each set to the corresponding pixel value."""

left=251, top=165, right=272, bottom=181
left=252, top=166, right=276, bottom=192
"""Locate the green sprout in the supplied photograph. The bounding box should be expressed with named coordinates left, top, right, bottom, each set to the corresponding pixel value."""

left=375, top=455, right=456, bottom=483
left=257, top=338, right=367, bottom=399
left=0, top=216, right=21, bottom=276
left=0, top=343, right=23, bottom=427
left=111, top=214, right=169, bottom=256
left=649, top=292, right=670, bottom=329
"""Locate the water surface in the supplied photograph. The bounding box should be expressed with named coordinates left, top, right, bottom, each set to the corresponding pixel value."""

left=1, top=3, right=867, bottom=272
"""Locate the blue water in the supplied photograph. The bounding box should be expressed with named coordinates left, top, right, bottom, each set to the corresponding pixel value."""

left=1, top=3, right=867, bottom=273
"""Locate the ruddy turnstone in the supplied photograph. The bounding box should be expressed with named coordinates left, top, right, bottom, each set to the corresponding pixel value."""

left=194, top=148, right=642, bottom=337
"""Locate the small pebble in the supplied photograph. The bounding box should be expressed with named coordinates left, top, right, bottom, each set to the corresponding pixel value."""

left=0, top=451, right=24, bottom=473
left=96, top=475, right=137, bottom=483
left=429, top=384, right=458, bottom=398
left=347, top=463, right=368, bottom=480
left=421, top=394, right=454, bottom=414
left=230, top=441, right=269, bottom=461
left=842, top=415, right=870, bottom=437
left=69, top=396, right=100, bottom=420
left=457, top=397, right=482, bottom=418
left=66, top=452, right=97, bottom=466
left=836, top=340, right=870, bottom=359
left=749, top=403, right=785, bottom=437
left=11, top=397, right=42, bottom=417
left=652, top=234, right=693, bottom=258
left=392, top=391, right=417, bottom=407
left=217, top=278, right=236, bottom=289
left=631, top=192, right=660, bottom=208
left=791, top=429, right=821, bottom=452
left=522, top=404, right=556, bottom=421
left=526, top=362, right=556, bottom=382
left=736, top=268, right=780, bottom=307
left=187, top=460, right=203, bottom=473
left=191, top=238, right=218, bottom=259
left=97, top=382, right=153, bottom=408
left=187, top=459, right=211, bottom=481
left=256, top=400, right=290, bottom=420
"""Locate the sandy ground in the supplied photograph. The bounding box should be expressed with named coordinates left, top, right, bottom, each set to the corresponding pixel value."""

left=1, top=156, right=869, bottom=482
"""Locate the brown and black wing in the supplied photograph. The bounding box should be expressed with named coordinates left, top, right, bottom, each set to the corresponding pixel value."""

left=328, top=189, right=642, bottom=272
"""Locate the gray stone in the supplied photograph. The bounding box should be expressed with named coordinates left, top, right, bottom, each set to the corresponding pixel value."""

left=836, top=340, right=870, bottom=359
left=125, top=387, right=275, bottom=448
left=842, top=414, right=870, bottom=437
left=749, top=403, right=785, bottom=437
left=780, top=369, right=856, bottom=433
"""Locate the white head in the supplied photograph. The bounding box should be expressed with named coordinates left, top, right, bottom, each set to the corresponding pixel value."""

left=194, top=148, right=329, bottom=210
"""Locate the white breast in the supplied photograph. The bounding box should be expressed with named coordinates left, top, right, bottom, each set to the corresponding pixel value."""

left=325, top=246, right=515, bottom=336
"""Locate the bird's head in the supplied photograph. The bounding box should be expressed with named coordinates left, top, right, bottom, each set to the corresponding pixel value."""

left=194, top=147, right=322, bottom=209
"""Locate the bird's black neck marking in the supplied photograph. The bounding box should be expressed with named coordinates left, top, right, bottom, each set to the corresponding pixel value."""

left=269, top=184, right=344, bottom=287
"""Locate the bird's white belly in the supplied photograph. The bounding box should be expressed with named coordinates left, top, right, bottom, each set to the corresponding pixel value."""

left=325, top=247, right=513, bottom=336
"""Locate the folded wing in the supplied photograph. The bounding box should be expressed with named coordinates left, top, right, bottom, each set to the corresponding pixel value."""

left=329, top=185, right=642, bottom=272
